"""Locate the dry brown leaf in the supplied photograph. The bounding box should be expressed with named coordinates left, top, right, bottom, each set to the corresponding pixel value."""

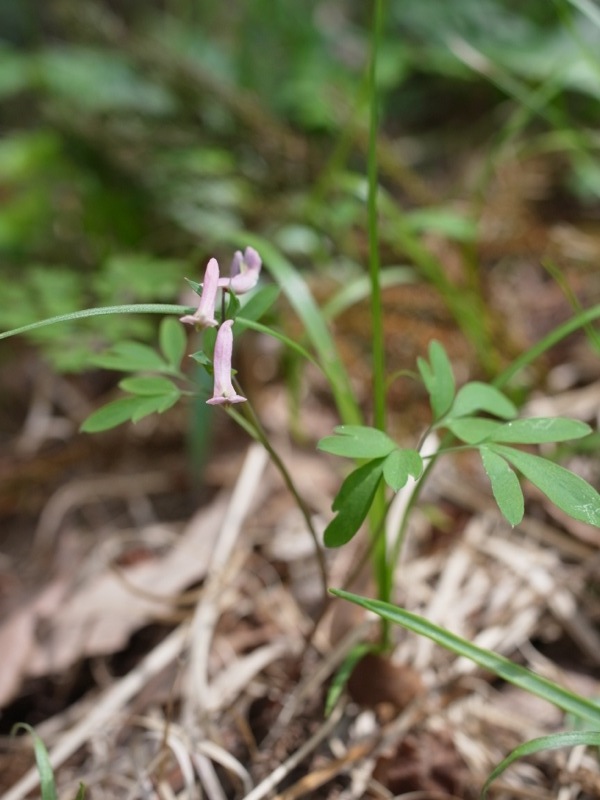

left=25, top=497, right=228, bottom=679
left=0, top=579, right=68, bottom=706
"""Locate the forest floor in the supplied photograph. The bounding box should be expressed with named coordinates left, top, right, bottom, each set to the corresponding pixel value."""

left=1, top=162, right=600, bottom=799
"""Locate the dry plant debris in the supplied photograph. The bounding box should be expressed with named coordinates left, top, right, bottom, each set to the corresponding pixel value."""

left=1, top=403, right=600, bottom=799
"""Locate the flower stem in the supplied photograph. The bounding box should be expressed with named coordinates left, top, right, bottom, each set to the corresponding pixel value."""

left=227, top=385, right=329, bottom=605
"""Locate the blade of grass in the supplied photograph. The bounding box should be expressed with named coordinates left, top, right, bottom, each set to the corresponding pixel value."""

left=331, top=590, right=600, bottom=727
left=481, top=730, right=600, bottom=799
left=11, top=724, right=57, bottom=800
left=494, top=303, right=600, bottom=389
left=0, top=305, right=190, bottom=341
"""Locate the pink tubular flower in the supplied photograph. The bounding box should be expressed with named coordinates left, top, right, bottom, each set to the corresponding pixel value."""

left=218, top=246, right=262, bottom=295
left=180, top=258, right=220, bottom=329
left=206, top=320, right=246, bottom=405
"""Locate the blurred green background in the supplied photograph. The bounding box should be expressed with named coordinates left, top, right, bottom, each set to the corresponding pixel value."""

left=1, top=0, right=599, bottom=370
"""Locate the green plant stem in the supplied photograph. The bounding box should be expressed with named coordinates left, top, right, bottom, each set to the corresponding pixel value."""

left=366, top=0, right=391, bottom=643
left=367, top=0, right=386, bottom=435
left=227, top=390, right=329, bottom=605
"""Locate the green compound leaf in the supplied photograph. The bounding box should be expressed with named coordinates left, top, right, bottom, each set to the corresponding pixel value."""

left=481, top=731, right=600, bottom=800
left=491, top=444, right=600, bottom=527
left=318, top=425, right=396, bottom=459
left=130, top=393, right=180, bottom=423
left=89, top=341, right=168, bottom=372
left=383, top=448, right=423, bottom=492
left=446, top=417, right=503, bottom=444
left=81, top=391, right=180, bottom=432
left=485, top=417, right=592, bottom=445
left=480, top=446, right=524, bottom=526
left=11, top=723, right=58, bottom=800
left=119, top=375, right=179, bottom=396
left=449, top=382, right=517, bottom=420
left=324, top=459, right=385, bottom=547
left=159, top=317, right=186, bottom=370
left=417, top=340, right=455, bottom=420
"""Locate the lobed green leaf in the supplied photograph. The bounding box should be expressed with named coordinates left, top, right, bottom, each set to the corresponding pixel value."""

left=119, top=375, right=179, bottom=396
left=492, top=444, right=600, bottom=527
left=449, top=382, right=517, bottom=420
left=80, top=390, right=180, bottom=433
left=486, top=417, right=592, bottom=445
left=480, top=446, right=524, bottom=526
left=417, top=340, right=455, bottom=420
left=318, top=425, right=396, bottom=459
left=130, top=392, right=180, bottom=423
left=324, top=459, right=385, bottom=547
left=89, top=341, right=168, bottom=373
left=446, top=417, right=502, bottom=444
left=383, top=448, right=423, bottom=491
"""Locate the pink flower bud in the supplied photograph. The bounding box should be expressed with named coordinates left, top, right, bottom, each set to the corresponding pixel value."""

left=180, top=258, right=220, bottom=329
left=218, top=246, right=262, bottom=295
left=206, top=320, right=246, bottom=405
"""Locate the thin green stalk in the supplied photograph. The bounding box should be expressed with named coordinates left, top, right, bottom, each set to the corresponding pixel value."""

left=366, top=0, right=391, bottom=642
left=227, top=389, right=329, bottom=604
left=367, top=0, right=386, bottom=435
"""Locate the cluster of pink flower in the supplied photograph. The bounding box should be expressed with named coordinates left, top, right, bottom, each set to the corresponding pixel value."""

left=180, top=247, right=261, bottom=406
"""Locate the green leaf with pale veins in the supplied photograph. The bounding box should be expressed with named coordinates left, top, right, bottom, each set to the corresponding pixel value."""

left=491, top=444, right=600, bottom=527
left=318, top=425, right=396, bottom=459
left=480, top=446, right=524, bottom=526
left=486, top=417, right=592, bottom=444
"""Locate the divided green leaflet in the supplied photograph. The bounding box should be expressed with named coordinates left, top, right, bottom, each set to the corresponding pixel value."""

left=118, top=375, right=179, bottom=396
left=480, top=446, right=524, bottom=526
left=485, top=417, right=591, bottom=445
left=417, top=340, right=455, bottom=420
left=318, top=425, right=396, bottom=459
left=446, top=417, right=502, bottom=443
left=383, top=448, right=423, bottom=491
left=90, top=341, right=168, bottom=372
left=449, top=382, right=517, bottom=420
left=491, top=444, right=600, bottom=527
left=324, top=459, right=385, bottom=547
